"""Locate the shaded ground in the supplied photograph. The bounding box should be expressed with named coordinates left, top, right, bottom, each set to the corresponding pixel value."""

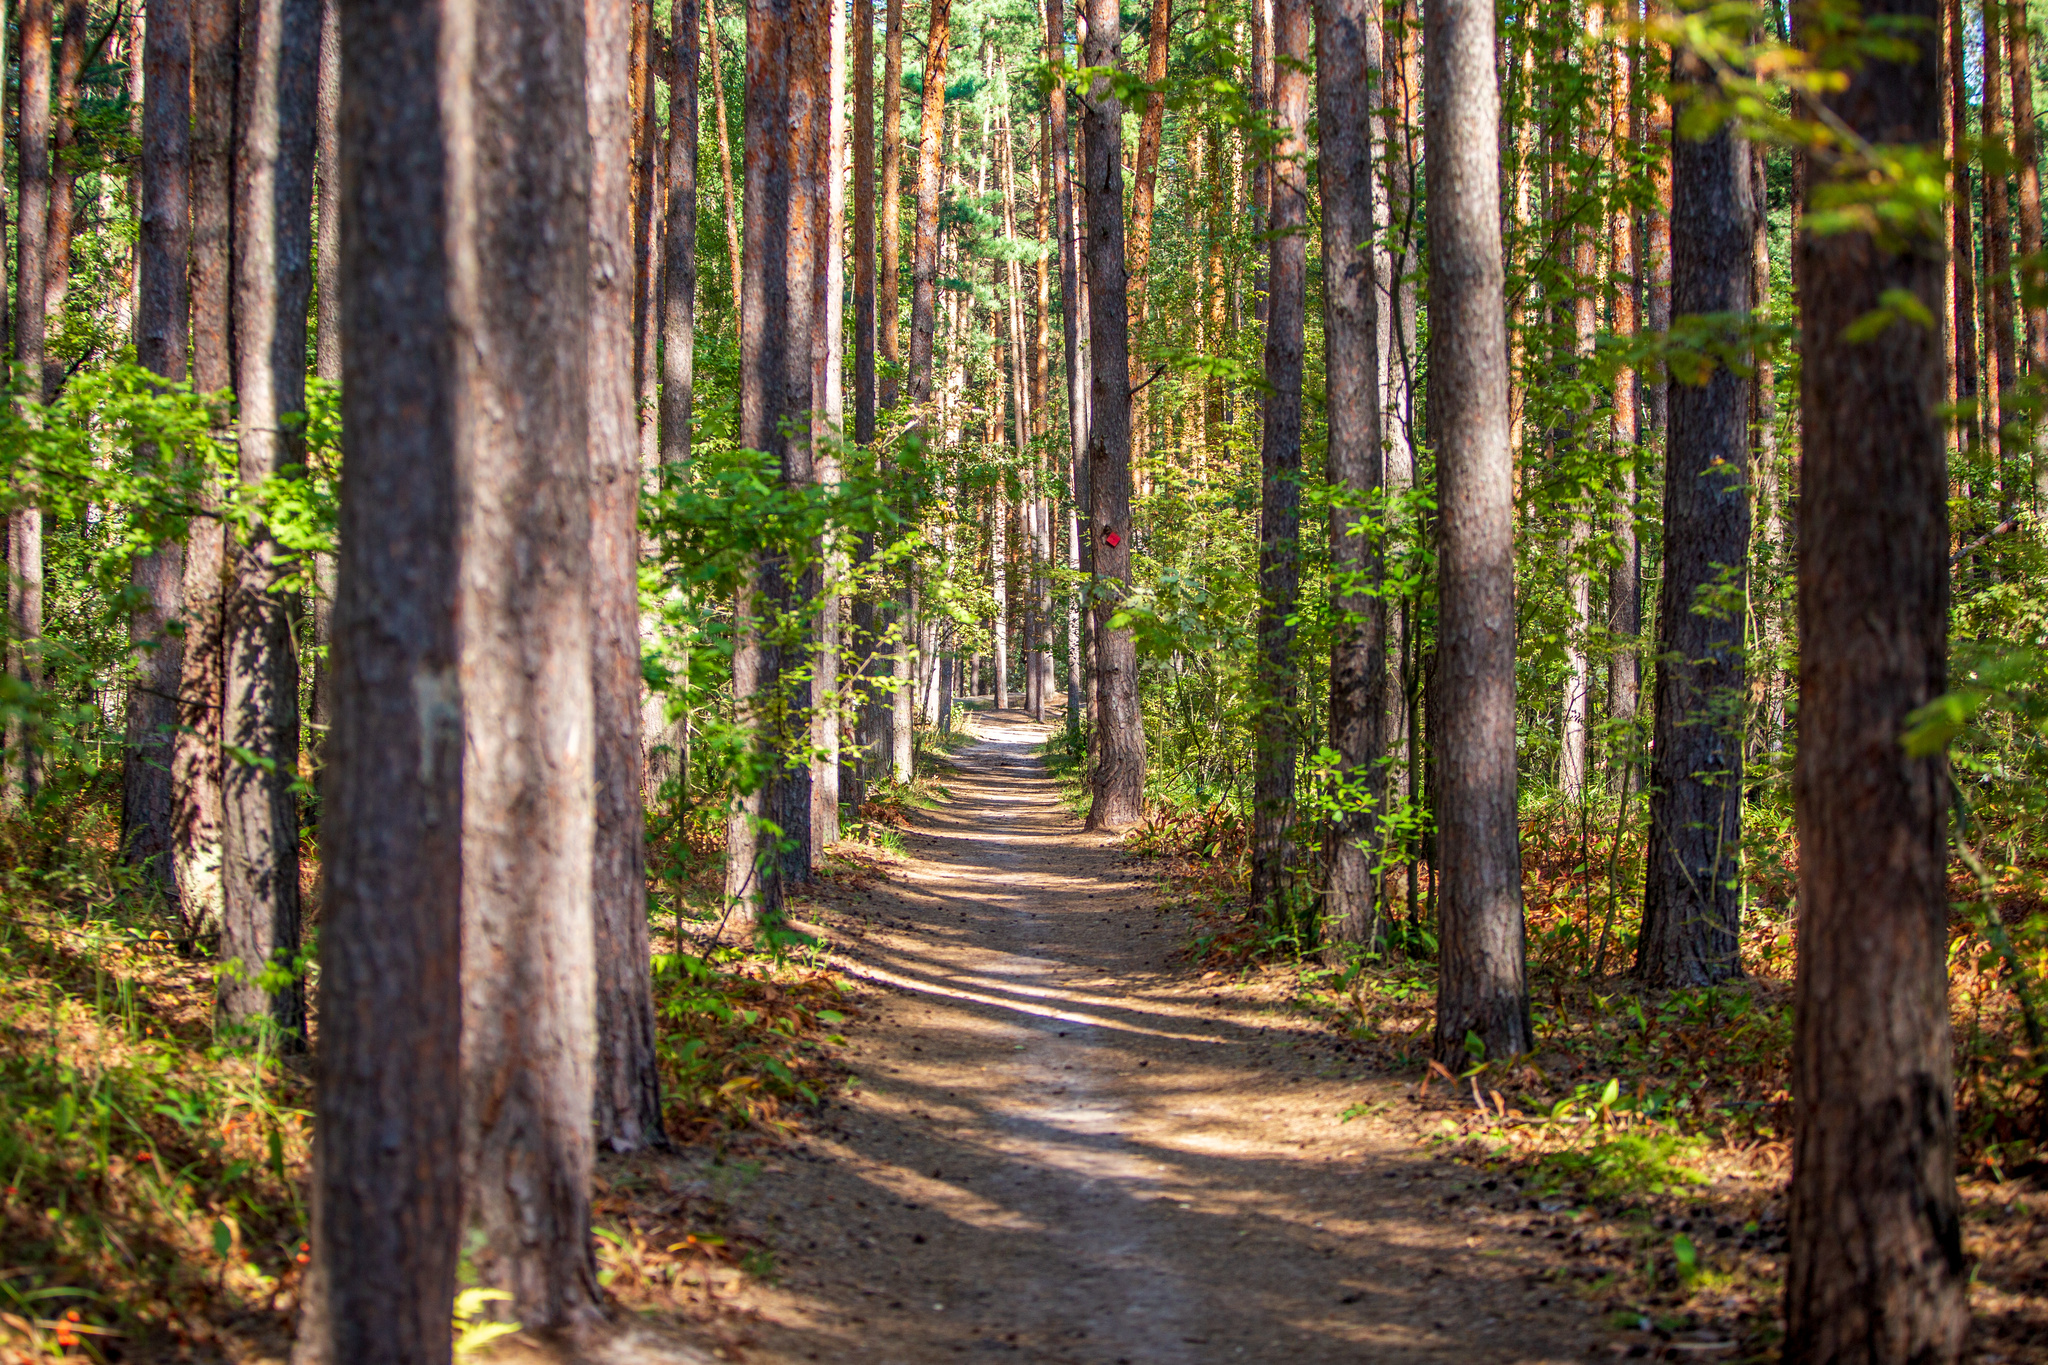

left=644, top=709, right=1606, bottom=1363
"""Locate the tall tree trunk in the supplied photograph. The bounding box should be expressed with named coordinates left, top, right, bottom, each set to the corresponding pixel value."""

left=1558, top=0, right=1601, bottom=800
left=1249, top=0, right=1308, bottom=914
left=1247, top=0, right=1271, bottom=325
left=1645, top=54, right=1673, bottom=446
left=1046, top=0, right=1088, bottom=748
left=218, top=0, right=320, bottom=1045
left=1316, top=0, right=1382, bottom=952
left=808, top=0, right=845, bottom=861
left=306, top=4, right=469, bottom=1350
left=705, top=0, right=742, bottom=308
left=123, top=0, right=193, bottom=904
left=1608, top=28, right=1640, bottom=794
left=908, top=0, right=953, bottom=409
left=879, top=0, right=903, bottom=409
left=1081, top=0, right=1142, bottom=829
left=458, top=0, right=601, bottom=1325
left=589, top=0, right=666, bottom=1158
left=1127, top=0, right=1171, bottom=393
left=654, top=0, right=700, bottom=805
left=306, top=0, right=339, bottom=757
left=1427, top=0, right=1527, bottom=1063
left=1948, top=0, right=1980, bottom=456
left=1386, top=0, right=1420, bottom=824
left=1984, top=0, right=2017, bottom=485
left=731, top=0, right=831, bottom=921
left=631, top=0, right=662, bottom=466
left=1786, top=0, right=1968, bottom=1351
left=1637, top=41, right=1752, bottom=988
left=41, top=1, right=87, bottom=403
left=9, top=0, right=53, bottom=808
left=852, top=0, right=886, bottom=799
left=2009, top=0, right=2047, bottom=492
left=174, top=0, right=237, bottom=941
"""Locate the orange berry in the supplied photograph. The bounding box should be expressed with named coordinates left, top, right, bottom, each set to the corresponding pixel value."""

left=295, top=1253, right=309, bottom=1264
left=64, top=1311, right=79, bottom=1322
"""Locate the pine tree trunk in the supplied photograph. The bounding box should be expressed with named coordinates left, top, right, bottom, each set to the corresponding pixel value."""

left=9, top=0, right=53, bottom=808
left=1984, top=0, right=2017, bottom=482
left=123, top=0, right=192, bottom=906
left=851, top=0, right=885, bottom=801
left=1427, top=0, right=1528, bottom=1063
left=305, top=4, right=471, bottom=1351
left=218, top=0, right=320, bottom=1046
left=705, top=0, right=742, bottom=309
left=41, top=1, right=87, bottom=404
left=1316, top=0, right=1382, bottom=952
left=1081, top=0, right=1142, bottom=830
left=1786, top=0, right=1968, bottom=1351
left=1249, top=0, right=1308, bottom=912
left=1608, top=29, right=1641, bottom=795
left=588, top=0, right=666, bottom=1159
left=656, top=0, right=701, bottom=806
left=306, top=0, right=339, bottom=754
left=879, top=0, right=904, bottom=410
left=2008, top=0, right=2047, bottom=490
left=457, top=0, right=602, bottom=1324
left=1046, top=0, right=1088, bottom=747
left=173, top=0, right=237, bottom=943
left=631, top=0, right=663, bottom=467
left=908, top=0, right=953, bottom=409
left=1637, top=42, right=1751, bottom=988
left=808, top=0, right=846, bottom=862
left=1948, top=0, right=1980, bottom=454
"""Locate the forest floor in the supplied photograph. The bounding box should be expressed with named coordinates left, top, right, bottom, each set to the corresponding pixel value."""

left=600, top=709, right=1634, bottom=1363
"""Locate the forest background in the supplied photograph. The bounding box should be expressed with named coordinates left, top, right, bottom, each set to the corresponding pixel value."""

left=0, top=0, right=2039, bottom=1356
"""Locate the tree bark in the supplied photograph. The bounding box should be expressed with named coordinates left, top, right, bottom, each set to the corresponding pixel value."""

left=1316, top=0, right=1382, bottom=953
left=1558, top=1, right=1602, bottom=800
left=851, top=0, right=885, bottom=800
left=1984, top=0, right=2017, bottom=478
left=41, top=1, right=87, bottom=403
left=1426, top=0, right=1527, bottom=1063
left=1947, top=0, right=1980, bottom=455
left=705, top=0, right=742, bottom=308
left=173, top=0, right=237, bottom=941
left=10, top=0, right=53, bottom=808
left=218, top=0, right=320, bottom=1046
left=2008, top=0, right=2047, bottom=489
left=123, top=0, right=193, bottom=905
left=306, top=0, right=339, bottom=755
left=631, top=0, right=663, bottom=470
left=807, top=0, right=846, bottom=862
left=1637, top=42, right=1752, bottom=989
left=1080, top=0, right=1141, bottom=830
left=1046, top=0, right=1088, bottom=748
left=589, top=0, right=667, bottom=1158
left=908, top=0, right=953, bottom=409
left=1785, top=0, right=1968, bottom=1351
left=1608, top=29, right=1641, bottom=794
left=731, top=0, right=832, bottom=922
left=458, top=0, right=601, bottom=1326
left=879, top=0, right=904, bottom=410
left=1127, top=0, right=1172, bottom=366
left=1250, top=0, right=1308, bottom=913
left=662, top=0, right=699, bottom=470
left=305, top=4, right=470, bottom=1354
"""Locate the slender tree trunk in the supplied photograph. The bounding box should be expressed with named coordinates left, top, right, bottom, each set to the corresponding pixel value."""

left=218, top=0, right=320, bottom=1046
left=1786, top=0, right=1968, bottom=1351
left=731, top=0, right=831, bottom=921
left=306, top=4, right=470, bottom=1350
left=1248, top=0, right=1271, bottom=325
left=1608, top=30, right=1640, bottom=793
left=123, top=0, right=193, bottom=904
left=631, top=0, right=662, bottom=466
left=908, top=0, right=953, bottom=409
left=1645, top=54, right=1673, bottom=446
left=1637, top=41, right=1752, bottom=988
left=306, top=0, right=339, bottom=756
left=1985, top=0, right=2017, bottom=485
left=1427, top=0, right=1528, bottom=1063
left=705, top=0, right=742, bottom=308
left=1249, top=0, right=1308, bottom=914
left=879, top=0, right=903, bottom=409
left=653, top=0, right=700, bottom=807
left=808, top=0, right=845, bottom=861
left=1386, top=0, right=1419, bottom=821
left=852, top=0, right=886, bottom=799
left=1558, top=1, right=1601, bottom=800
left=174, top=0, right=237, bottom=941
left=1948, top=0, right=1980, bottom=456
left=1047, top=0, right=1088, bottom=747
left=9, top=0, right=54, bottom=808
left=2009, top=0, right=2047, bottom=493
left=1080, top=0, right=1142, bottom=829
left=1128, top=0, right=1172, bottom=396
left=1317, top=0, right=1382, bottom=952
left=41, top=1, right=87, bottom=403
left=589, top=0, right=666, bottom=1158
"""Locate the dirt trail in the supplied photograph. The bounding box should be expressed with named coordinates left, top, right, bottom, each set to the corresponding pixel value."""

left=720, top=710, right=1602, bottom=1363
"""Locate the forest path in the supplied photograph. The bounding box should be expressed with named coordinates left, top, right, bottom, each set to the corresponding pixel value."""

left=722, top=709, right=1599, bottom=1364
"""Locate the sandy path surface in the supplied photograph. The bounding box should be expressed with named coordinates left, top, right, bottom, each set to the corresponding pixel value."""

left=723, top=709, right=1603, bottom=1363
